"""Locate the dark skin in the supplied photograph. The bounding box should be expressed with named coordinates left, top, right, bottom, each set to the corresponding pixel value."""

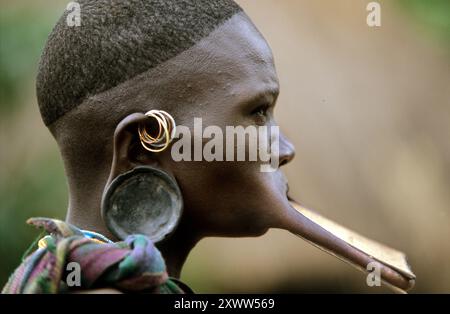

left=103, top=13, right=295, bottom=278
left=54, top=12, right=413, bottom=292
left=59, top=12, right=294, bottom=280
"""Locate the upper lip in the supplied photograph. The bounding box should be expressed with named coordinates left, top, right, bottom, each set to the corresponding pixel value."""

left=285, top=183, right=291, bottom=199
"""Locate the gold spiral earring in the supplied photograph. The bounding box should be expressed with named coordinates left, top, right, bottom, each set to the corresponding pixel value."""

left=138, top=110, right=177, bottom=152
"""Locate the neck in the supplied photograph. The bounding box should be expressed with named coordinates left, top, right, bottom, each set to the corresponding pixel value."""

left=66, top=190, right=113, bottom=239
left=66, top=192, right=200, bottom=279
left=157, top=219, right=200, bottom=279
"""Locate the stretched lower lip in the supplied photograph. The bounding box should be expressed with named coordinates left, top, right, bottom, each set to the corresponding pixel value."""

left=283, top=197, right=415, bottom=292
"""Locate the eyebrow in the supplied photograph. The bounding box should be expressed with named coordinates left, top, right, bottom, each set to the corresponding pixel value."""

left=243, top=87, right=280, bottom=109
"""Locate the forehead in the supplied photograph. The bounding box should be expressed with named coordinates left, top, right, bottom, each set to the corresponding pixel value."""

left=192, top=12, right=279, bottom=97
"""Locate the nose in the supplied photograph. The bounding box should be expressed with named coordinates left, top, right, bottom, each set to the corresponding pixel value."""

left=278, top=132, right=296, bottom=167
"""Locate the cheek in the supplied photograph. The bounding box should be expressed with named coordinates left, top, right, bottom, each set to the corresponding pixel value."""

left=177, top=160, right=273, bottom=214
left=173, top=160, right=260, bottom=198
left=164, top=126, right=286, bottom=233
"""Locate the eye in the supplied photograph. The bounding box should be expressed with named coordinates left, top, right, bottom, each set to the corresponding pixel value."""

left=251, top=104, right=270, bottom=117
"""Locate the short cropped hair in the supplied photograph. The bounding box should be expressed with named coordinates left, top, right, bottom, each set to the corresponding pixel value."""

left=37, top=0, right=241, bottom=126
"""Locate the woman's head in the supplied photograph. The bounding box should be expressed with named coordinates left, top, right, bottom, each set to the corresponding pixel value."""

left=38, top=0, right=295, bottom=241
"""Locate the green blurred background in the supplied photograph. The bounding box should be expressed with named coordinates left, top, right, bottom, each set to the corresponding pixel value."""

left=1, top=0, right=449, bottom=293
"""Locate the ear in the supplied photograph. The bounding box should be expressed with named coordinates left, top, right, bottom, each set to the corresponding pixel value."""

left=101, top=112, right=184, bottom=243
left=106, top=112, right=156, bottom=188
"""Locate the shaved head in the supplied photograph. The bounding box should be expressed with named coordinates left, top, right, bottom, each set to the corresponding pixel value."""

left=37, top=0, right=241, bottom=126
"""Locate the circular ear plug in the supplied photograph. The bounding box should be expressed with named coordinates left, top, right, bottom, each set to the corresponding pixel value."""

left=101, top=166, right=183, bottom=243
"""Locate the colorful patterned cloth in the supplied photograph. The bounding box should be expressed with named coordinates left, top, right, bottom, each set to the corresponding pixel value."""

left=2, top=218, right=188, bottom=294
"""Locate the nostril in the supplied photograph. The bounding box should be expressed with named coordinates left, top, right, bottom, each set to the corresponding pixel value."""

left=279, top=158, right=289, bottom=167
left=279, top=151, right=294, bottom=167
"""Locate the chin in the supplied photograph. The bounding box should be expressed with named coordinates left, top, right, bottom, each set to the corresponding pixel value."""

left=204, top=222, right=270, bottom=238
left=248, top=226, right=270, bottom=237
left=235, top=220, right=271, bottom=237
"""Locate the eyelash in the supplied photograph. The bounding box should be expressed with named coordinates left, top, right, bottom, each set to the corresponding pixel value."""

left=251, top=104, right=270, bottom=117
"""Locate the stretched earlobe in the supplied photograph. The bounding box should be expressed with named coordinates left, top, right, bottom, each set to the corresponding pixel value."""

left=101, top=166, right=183, bottom=243
left=101, top=111, right=183, bottom=242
